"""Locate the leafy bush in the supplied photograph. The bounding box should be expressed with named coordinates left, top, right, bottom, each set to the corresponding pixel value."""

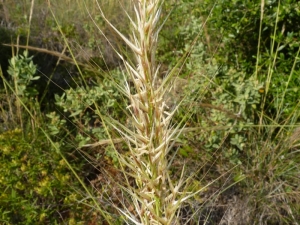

left=48, top=68, right=126, bottom=148
left=203, top=0, right=300, bottom=118
left=0, top=51, right=95, bottom=224
left=7, top=50, right=40, bottom=98
left=0, top=129, right=88, bottom=224
left=160, top=1, right=300, bottom=223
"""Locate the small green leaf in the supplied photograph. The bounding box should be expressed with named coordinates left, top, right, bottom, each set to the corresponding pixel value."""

left=277, top=45, right=285, bottom=51
left=70, top=110, right=82, bottom=117
left=30, top=76, right=40, bottom=81
left=179, top=148, right=188, bottom=157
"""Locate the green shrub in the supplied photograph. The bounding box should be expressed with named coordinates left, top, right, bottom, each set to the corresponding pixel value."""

left=203, top=0, right=300, bottom=118
left=159, top=1, right=300, bottom=223
left=0, top=129, right=89, bottom=224
left=48, top=68, right=126, bottom=148
left=0, top=51, right=94, bottom=224
left=7, top=50, right=40, bottom=98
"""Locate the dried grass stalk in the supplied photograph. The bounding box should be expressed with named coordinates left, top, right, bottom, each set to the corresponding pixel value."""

left=96, top=0, right=184, bottom=224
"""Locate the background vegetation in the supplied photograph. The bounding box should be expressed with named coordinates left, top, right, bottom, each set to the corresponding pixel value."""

left=0, top=0, right=299, bottom=224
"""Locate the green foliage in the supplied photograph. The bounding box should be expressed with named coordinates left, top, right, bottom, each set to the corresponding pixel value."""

left=168, top=0, right=299, bottom=159
left=203, top=0, right=300, bottom=118
left=7, top=51, right=39, bottom=98
left=46, top=112, right=67, bottom=136
left=50, top=69, right=124, bottom=142
left=0, top=51, right=96, bottom=224
left=170, top=6, right=262, bottom=164
left=158, top=0, right=204, bottom=69
left=163, top=1, right=300, bottom=222
left=46, top=70, right=128, bottom=177
left=0, top=129, right=88, bottom=224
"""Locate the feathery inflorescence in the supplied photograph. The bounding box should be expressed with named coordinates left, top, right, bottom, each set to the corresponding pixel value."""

left=96, top=0, right=184, bottom=224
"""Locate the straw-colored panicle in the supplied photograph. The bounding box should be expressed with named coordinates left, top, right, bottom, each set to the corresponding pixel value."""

left=124, top=1, right=182, bottom=224
left=97, top=0, right=183, bottom=224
